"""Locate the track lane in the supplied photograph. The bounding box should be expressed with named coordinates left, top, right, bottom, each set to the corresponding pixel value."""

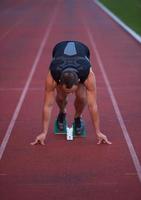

left=88, top=0, right=141, bottom=164
left=0, top=2, right=58, bottom=148
left=0, top=0, right=43, bottom=41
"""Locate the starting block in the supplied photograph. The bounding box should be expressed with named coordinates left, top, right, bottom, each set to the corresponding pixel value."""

left=54, top=119, right=73, bottom=140
left=66, top=127, right=73, bottom=140
left=54, top=119, right=86, bottom=140
left=54, top=119, right=67, bottom=135
left=73, top=122, right=86, bottom=137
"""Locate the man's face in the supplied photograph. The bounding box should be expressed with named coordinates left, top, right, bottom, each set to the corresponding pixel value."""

left=62, top=84, right=78, bottom=94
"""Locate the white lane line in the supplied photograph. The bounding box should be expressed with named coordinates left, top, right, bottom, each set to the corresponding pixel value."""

left=86, top=26, right=141, bottom=183
left=0, top=6, right=33, bottom=41
left=94, top=0, right=141, bottom=44
left=0, top=6, right=58, bottom=160
left=0, top=19, right=25, bottom=41
left=0, top=1, right=42, bottom=41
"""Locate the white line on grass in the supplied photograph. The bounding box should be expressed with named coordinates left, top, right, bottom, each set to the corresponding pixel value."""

left=86, top=26, right=141, bottom=183
left=94, top=0, right=141, bottom=44
left=0, top=6, right=58, bottom=160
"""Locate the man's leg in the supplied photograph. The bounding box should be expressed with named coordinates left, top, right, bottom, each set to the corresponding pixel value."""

left=74, top=84, right=87, bottom=117
left=56, top=87, right=67, bottom=113
left=74, top=84, right=87, bottom=135
left=55, top=87, right=67, bottom=131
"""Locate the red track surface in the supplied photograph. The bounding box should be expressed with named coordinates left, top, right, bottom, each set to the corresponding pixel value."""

left=0, top=0, right=141, bottom=199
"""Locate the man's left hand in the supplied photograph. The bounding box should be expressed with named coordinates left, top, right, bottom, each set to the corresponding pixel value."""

left=96, top=132, right=112, bottom=145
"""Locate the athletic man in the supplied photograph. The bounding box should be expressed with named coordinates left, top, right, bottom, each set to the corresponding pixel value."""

left=31, top=41, right=111, bottom=145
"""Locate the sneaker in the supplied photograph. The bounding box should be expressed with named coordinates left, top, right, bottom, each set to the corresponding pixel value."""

left=74, top=117, right=84, bottom=135
left=56, top=112, right=66, bottom=131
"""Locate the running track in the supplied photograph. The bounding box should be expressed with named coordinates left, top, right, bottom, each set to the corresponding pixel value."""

left=0, top=0, right=141, bottom=199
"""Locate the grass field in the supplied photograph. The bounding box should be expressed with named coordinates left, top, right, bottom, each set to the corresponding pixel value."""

left=99, top=0, right=141, bottom=35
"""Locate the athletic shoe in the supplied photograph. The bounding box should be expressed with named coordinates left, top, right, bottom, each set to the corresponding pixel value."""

left=56, top=112, right=66, bottom=131
left=74, top=117, right=84, bottom=135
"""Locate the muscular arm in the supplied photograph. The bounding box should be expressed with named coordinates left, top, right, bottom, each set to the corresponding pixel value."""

left=85, top=70, right=100, bottom=133
left=31, top=71, right=56, bottom=145
left=85, top=70, right=111, bottom=144
left=42, top=72, right=56, bottom=135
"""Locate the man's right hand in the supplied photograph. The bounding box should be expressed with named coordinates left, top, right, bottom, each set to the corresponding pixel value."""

left=30, top=133, right=46, bottom=145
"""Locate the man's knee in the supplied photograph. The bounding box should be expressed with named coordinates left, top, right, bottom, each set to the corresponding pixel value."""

left=56, top=95, right=67, bottom=105
left=75, top=85, right=87, bottom=104
left=75, top=96, right=87, bottom=105
left=74, top=92, right=87, bottom=106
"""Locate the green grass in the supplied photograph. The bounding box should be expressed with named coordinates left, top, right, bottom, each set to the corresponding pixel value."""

left=99, top=0, right=141, bottom=35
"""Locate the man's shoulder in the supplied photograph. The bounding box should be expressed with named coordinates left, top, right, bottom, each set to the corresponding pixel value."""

left=45, top=71, right=57, bottom=90
left=85, top=69, right=95, bottom=81
left=84, top=69, right=96, bottom=89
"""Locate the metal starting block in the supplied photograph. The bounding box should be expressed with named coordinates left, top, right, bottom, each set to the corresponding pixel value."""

left=54, top=119, right=67, bottom=135
left=54, top=119, right=86, bottom=141
left=54, top=120, right=73, bottom=140
left=66, top=127, right=73, bottom=140
left=72, top=122, right=86, bottom=137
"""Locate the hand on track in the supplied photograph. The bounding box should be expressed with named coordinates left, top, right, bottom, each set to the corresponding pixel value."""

left=30, top=133, right=46, bottom=146
left=97, top=132, right=112, bottom=145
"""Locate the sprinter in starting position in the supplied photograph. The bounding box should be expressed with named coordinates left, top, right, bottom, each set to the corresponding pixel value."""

left=31, top=41, right=111, bottom=145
